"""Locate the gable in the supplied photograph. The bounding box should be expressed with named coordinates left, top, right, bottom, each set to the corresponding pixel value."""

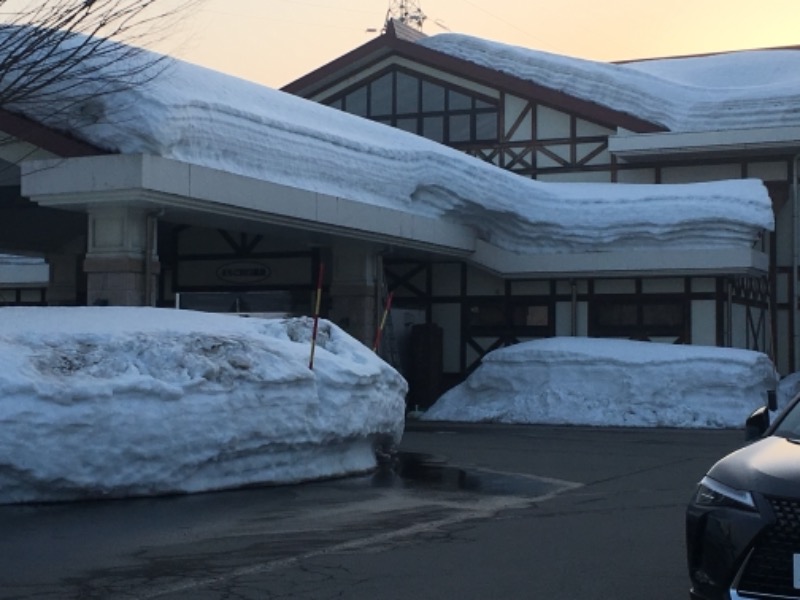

left=283, top=23, right=663, bottom=135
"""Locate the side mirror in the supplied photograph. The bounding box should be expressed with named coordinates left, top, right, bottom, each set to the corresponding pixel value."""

left=745, top=406, right=770, bottom=441
left=767, top=390, right=777, bottom=412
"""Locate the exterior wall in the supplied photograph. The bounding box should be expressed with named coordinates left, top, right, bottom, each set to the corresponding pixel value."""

left=306, top=46, right=785, bottom=386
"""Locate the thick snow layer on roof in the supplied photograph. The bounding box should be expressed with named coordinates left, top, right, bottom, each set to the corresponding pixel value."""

left=420, top=33, right=800, bottom=133
left=0, top=307, right=406, bottom=504
left=5, top=29, right=773, bottom=253
left=422, top=338, right=778, bottom=428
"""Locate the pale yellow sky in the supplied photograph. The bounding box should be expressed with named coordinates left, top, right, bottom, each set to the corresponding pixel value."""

left=159, top=0, right=800, bottom=89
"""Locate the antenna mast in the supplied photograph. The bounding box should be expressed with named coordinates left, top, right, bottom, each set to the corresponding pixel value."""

left=385, top=0, right=426, bottom=30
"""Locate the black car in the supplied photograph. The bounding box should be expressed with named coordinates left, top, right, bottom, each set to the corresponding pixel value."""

left=687, top=392, right=800, bottom=600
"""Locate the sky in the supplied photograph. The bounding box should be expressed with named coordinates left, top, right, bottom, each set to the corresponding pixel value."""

left=0, top=307, right=786, bottom=504
left=160, top=0, right=800, bottom=89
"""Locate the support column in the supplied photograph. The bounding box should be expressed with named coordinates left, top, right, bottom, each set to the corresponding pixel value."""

left=328, top=242, right=380, bottom=347
left=83, top=207, right=160, bottom=306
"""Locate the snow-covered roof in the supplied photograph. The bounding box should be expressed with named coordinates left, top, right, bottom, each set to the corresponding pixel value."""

left=6, top=28, right=774, bottom=257
left=419, top=33, right=800, bottom=133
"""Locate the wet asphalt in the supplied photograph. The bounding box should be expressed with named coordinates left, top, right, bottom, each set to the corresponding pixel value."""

left=0, top=421, right=744, bottom=599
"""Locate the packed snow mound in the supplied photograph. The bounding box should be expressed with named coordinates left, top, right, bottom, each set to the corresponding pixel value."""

left=422, top=338, right=777, bottom=428
left=5, top=27, right=772, bottom=253
left=0, top=307, right=407, bottom=504
left=420, top=33, right=800, bottom=133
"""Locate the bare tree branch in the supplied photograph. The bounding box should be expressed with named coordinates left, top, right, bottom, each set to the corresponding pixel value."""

left=0, top=0, right=204, bottom=131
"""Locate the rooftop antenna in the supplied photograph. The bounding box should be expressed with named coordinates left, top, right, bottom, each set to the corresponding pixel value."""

left=385, top=0, right=426, bottom=31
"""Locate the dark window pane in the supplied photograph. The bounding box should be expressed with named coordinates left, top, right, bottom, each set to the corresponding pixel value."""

left=469, top=304, right=505, bottom=328
left=345, top=87, right=367, bottom=116
left=422, top=81, right=445, bottom=111
left=449, top=114, right=471, bottom=142
left=512, top=305, right=549, bottom=327
left=476, top=112, right=498, bottom=140
left=475, top=99, right=493, bottom=109
left=595, top=304, right=638, bottom=327
left=370, top=73, right=393, bottom=116
left=449, top=90, right=471, bottom=110
left=396, top=72, right=418, bottom=114
left=423, top=116, right=444, bottom=142
left=643, top=304, right=684, bottom=327
left=327, top=98, right=343, bottom=110
left=396, top=117, right=418, bottom=134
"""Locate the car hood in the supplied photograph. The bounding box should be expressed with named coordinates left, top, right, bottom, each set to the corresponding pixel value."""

left=709, top=436, right=800, bottom=499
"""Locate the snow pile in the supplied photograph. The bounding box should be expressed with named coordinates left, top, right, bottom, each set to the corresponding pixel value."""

left=422, top=338, right=777, bottom=428
left=5, top=28, right=772, bottom=254
left=421, top=34, right=800, bottom=133
left=0, top=307, right=407, bottom=504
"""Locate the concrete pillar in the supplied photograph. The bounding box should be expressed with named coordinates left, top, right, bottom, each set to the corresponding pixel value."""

left=328, top=242, right=381, bottom=346
left=83, top=207, right=159, bottom=306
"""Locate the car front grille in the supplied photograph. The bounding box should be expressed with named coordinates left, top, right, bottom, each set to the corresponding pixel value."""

left=737, top=496, right=800, bottom=598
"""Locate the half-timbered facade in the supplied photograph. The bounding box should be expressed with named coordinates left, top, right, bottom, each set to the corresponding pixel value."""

left=279, top=21, right=793, bottom=403
left=0, top=22, right=788, bottom=413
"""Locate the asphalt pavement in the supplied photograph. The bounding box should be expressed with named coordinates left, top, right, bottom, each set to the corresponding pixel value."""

left=0, top=421, right=745, bottom=599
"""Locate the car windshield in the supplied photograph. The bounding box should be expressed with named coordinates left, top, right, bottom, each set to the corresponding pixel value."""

left=773, top=399, right=800, bottom=439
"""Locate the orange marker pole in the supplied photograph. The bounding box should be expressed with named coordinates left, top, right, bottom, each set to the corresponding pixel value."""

left=308, top=263, right=324, bottom=370
left=372, top=291, right=394, bottom=353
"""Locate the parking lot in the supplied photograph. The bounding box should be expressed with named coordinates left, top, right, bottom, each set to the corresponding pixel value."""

left=0, top=422, right=744, bottom=599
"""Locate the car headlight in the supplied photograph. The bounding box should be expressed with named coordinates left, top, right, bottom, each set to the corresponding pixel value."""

left=693, top=476, right=756, bottom=511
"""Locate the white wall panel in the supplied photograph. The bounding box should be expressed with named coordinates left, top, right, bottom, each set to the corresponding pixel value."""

left=537, top=106, right=571, bottom=139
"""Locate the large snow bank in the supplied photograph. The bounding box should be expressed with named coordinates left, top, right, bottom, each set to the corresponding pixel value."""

left=422, top=338, right=777, bottom=428
left=421, top=33, right=800, bottom=133
left=5, top=28, right=772, bottom=254
left=0, top=307, right=407, bottom=504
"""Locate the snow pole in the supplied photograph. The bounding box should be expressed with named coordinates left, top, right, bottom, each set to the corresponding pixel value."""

left=308, top=263, right=324, bottom=370
left=372, top=291, right=394, bottom=353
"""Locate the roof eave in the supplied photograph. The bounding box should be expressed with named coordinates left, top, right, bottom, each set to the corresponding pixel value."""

left=610, top=126, right=800, bottom=161
left=0, top=108, right=106, bottom=157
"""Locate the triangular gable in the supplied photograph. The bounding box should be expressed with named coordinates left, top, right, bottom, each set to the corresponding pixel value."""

left=283, top=21, right=664, bottom=134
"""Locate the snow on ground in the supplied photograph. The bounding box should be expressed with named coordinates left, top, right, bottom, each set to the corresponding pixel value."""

left=421, top=34, right=800, bottom=132
left=5, top=28, right=773, bottom=255
left=0, top=307, right=406, bottom=504
left=422, top=338, right=779, bottom=429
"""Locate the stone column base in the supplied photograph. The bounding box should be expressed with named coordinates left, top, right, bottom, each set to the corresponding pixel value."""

left=328, top=282, right=377, bottom=347
left=84, top=256, right=160, bottom=307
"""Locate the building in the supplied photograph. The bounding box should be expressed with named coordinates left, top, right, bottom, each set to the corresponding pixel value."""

left=0, top=24, right=791, bottom=407
left=283, top=21, right=800, bottom=396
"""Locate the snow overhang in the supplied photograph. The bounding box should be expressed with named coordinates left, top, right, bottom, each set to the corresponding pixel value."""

left=471, top=240, right=769, bottom=278
left=19, top=154, right=476, bottom=258
left=609, top=126, right=800, bottom=161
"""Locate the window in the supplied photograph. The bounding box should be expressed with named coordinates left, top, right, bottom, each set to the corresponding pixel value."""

left=468, top=300, right=551, bottom=335
left=591, top=298, right=687, bottom=341
left=324, top=68, right=499, bottom=146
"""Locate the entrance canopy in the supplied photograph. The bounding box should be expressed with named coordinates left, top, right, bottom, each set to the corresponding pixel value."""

left=22, top=153, right=770, bottom=278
